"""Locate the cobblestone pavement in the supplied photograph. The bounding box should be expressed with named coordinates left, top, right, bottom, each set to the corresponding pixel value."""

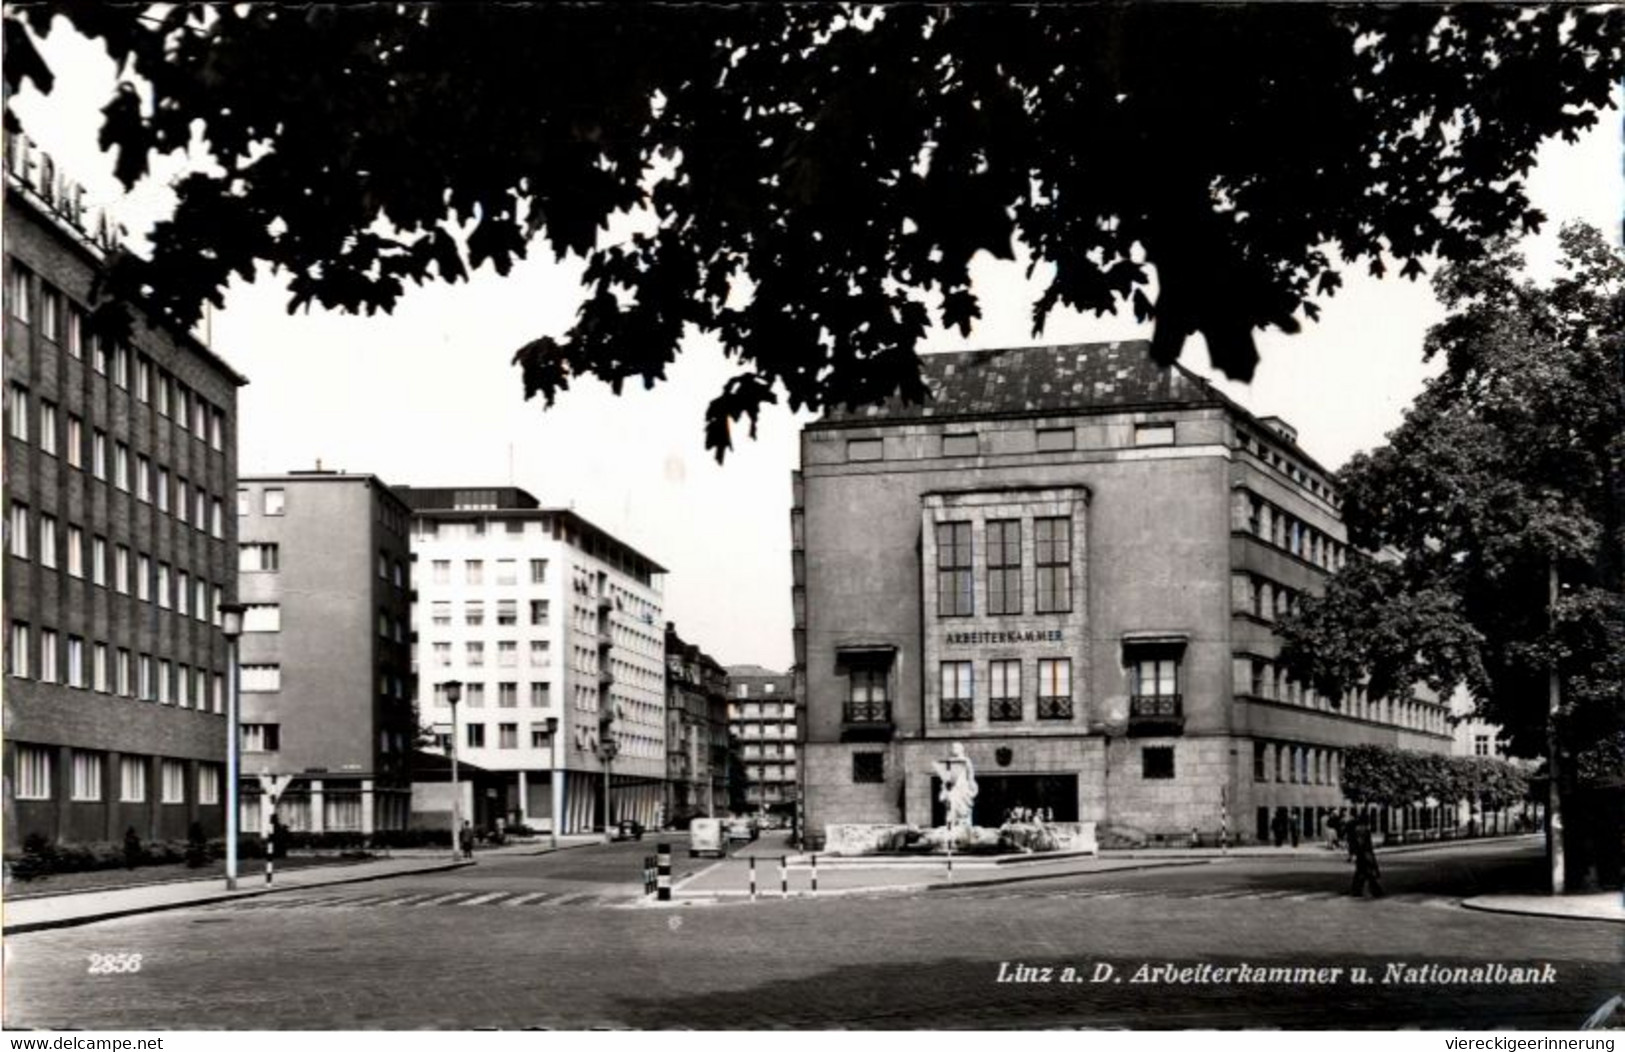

left=4, top=838, right=1618, bottom=1030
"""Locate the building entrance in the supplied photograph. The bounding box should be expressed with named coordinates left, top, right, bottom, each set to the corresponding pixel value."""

left=931, top=773, right=1079, bottom=826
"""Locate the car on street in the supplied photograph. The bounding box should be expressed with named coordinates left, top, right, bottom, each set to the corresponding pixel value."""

left=726, top=817, right=759, bottom=843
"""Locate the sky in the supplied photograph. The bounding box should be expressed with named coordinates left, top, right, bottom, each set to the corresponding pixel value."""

left=8, top=17, right=1622, bottom=672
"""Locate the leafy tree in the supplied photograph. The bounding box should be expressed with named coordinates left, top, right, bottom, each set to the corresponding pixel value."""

left=1281, top=223, right=1624, bottom=884
left=5, top=5, right=1622, bottom=456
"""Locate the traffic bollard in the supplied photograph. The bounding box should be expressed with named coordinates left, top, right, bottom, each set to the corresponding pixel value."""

left=656, top=842, right=672, bottom=902
left=779, top=855, right=788, bottom=898
left=749, top=855, right=757, bottom=901
left=811, top=853, right=818, bottom=896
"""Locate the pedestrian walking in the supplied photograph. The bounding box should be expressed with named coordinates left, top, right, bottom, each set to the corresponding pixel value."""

left=458, top=820, right=475, bottom=860
left=1328, top=811, right=1344, bottom=851
left=1271, top=807, right=1288, bottom=848
left=1289, top=811, right=1301, bottom=848
left=1348, top=816, right=1384, bottom=898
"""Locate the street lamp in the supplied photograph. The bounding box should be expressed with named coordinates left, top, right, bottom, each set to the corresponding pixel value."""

left=599, top=735, right=619, bottom=843
left=445, top=680, right=462, bottom=860
left=545, top=716, right=561, bottom=851
left=219, top=602, right=246, bottom=891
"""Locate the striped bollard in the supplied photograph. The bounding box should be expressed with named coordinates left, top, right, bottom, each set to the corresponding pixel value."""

left=656, top=842, right=672, bottom=902
left=810, top=853, right=818, bottom=897
left=265, top=829, right=275, bottom=885
left=749, top=856, right=757, bottom=901
left=779, top=855, right=788, bottom=898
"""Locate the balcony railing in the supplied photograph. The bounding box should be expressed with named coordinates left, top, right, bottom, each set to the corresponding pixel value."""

left=989, top=697, right=1021, bottom=722
left=1037, top=695, right=1074, bottom=720
left=1129, top=692, right=1184, bottom=733
left=843, top=700, right=892, bottom=724
left=939, top=698, right=973, bottom=723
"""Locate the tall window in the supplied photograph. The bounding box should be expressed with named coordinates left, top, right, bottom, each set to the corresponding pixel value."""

left=71, top=750, right=102, bottom=801
left=40, top=629, right=58, bottom=683
left=846, top=661, right=890, bottom=722
left=1035, top=517, right=1072, bottom=613
left=465, top=559, right=484, bottom=585
left=9, top=502, right=28, bottom=558
left=40, top=514, right=57, bottom=568
left=197, top=764, right=221, bottom=805
left=9, top=621, right=29, bottom=678
left=66, top=526, right=84, bottom=577
left=38, top=285, right=59, bottom=340
left=120, top=757, right=147, bottom=802
left=432, top=560, right=450, bottom=584
left=465, top=601, right=485, bottom=626
left=93, top=537, right=108, bottom=586
left=498, top=723, right=519, bottom=749
left=936, top=521, right=973, bottom=617
left=8, top=382, right=28, bottom=440
left=66, top=636, right=85, bottom=687
left=66, top=414, right=82, bottom=468
left=16, top=744, right=52, bottom=799
left=495, top=559, right=517, bottom=585
left=1037, top=658, right=1072, bottom=719
left=465, top=683, right=486, bottom=708
left=497, top=599, right=517, bottom=626
left=529, top=682, right=551, bottom=708
left=530, top=600, right=550, bottom=625
left=466, top=724, right=486, bottom=749
left=498, top=641, right=518, bottom=667
left=986, top=519, right=1022, bottom=615
left=157, top=467, right=170, bottom=512
left=530, top=559, right=548, bottom=584
left=113, top=442, right=129, bottom=490
left=939, top=661, right=973, bottom=722
left=263, top=488, right=285, bottom=515
left=529, top=640, right=549, bottom=667
left=989, top=659, right=1021, bottom=721
left=431, top=601, right=451, bottom=626
left=161, top=761, right=187, bottom=804
left=92, top=429, right=107, bottom=479
left=1131, top=654, right=1180, bottom=706
left=498, top=682, right=518, bottom=708
left=1254, top=742, right=1269, bottom=782
left=466, top=642, right=485, bottom=668
left=7, top=264, right=31, bottom=323
left=39, top=399, right=56, bottom=455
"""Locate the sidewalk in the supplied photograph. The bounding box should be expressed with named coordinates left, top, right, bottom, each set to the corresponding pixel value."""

left=2, top=854, right=479, bottom=934
left=1461, top=892, right=1625, bottom=925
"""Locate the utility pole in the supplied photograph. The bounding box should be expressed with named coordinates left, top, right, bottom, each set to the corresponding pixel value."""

left=1547, top=562, right=1565, bottom=895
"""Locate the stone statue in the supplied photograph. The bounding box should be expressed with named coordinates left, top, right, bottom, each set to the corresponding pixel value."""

left=933, top=743, right=978, bottom=830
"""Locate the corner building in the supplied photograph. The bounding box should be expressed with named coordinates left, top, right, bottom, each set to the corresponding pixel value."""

left=400, top=487, right=666, bottom=833
left=3, top=138, right=245, bottom=852
left=794, top=343, right=1452, bottom=845
left=234, top=472, right=415, bottom=834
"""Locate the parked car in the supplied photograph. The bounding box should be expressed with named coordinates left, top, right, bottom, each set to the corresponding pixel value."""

left=612, top=819, right=644, bottom=841
left=726, top=817, right=759, bottom=843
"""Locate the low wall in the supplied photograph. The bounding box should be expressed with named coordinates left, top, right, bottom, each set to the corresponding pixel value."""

left=823, top=821, right=1098, bottom=857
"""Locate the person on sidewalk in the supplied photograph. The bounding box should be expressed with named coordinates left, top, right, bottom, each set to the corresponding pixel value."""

left=1348, top=816, right=1384, bottom=898
left=458, top=820, right=475, bottom=860
left=1271, top=807, right=1289, bottom=848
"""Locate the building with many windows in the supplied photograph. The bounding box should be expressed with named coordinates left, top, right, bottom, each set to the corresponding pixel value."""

left=793, top=342, right=1453, bottom=845
left=664, top=623, right=729, bottom=824
left=3, top=130, right=245, bottom=853
left=399, top=486, right=666, bottom=833
left=727, top=665, right=798, bottom=814
left=233, top=471, right=415, bottom=835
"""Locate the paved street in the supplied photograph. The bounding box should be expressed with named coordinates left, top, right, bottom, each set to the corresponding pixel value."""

left=4, top=837, right=1618, bottom=1029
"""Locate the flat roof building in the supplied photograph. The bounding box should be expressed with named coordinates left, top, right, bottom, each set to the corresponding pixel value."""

left=665, top=624, right=729, bottom=823
left=4, top=130, right=247, bottom=852
left=793, top=342, right=1452, bottom=846
left=234, top=471, right=415, bottom=836
left=727, top=665, right=798, bottom=814
left=399, top=486, right=666, bottom=833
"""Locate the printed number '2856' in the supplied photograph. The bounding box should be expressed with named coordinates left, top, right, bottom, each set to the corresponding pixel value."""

left=87, top=953, right=143, bottom=974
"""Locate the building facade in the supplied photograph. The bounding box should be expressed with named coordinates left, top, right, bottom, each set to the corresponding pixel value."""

left=664, top=623, right=729, bottom=824
left=3, top=133, right=246, bottom=852
left=727, top=665, right=798, bottom=813
left=794, top=342, right=1453, bottom=845
left=400, top=486, right=666, bottom=833
left=234, top=472, right=415, bottom=835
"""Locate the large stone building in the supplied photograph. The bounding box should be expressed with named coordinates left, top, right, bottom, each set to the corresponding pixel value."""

left=793, top=342, right=1453, bottom=845
left=3, top=130, right=245, bottom=852
left=664, top=623, right=729, bottom=823
left=233, top=471, right=415, bottom=835
left=727, top=665, right=798, bottom=814
left=400, top=486, right=666, bottom=833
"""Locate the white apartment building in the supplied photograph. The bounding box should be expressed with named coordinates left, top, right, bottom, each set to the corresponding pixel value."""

left=399, top=487, right=666, bottom=833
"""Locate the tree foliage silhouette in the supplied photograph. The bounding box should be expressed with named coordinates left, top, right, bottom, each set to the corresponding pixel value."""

left=6, top=5, right=1621, bottom=455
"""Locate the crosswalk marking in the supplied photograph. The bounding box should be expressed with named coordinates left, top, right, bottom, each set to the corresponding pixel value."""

left=502, top=892, right=552, bottom=906
left=457, top=892, right=509, bottom=906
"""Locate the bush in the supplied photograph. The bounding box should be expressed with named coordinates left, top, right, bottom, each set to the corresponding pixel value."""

left=123, top=827, right=144, bottom=869
left=11, top=832, right=58, bottom=881
left=369, top=828, right=451, bottom=849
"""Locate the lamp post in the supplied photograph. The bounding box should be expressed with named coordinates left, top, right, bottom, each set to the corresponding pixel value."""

left=220, top=602, right=246, bottom=891
left=445, top=680, right=462, bottom=860
left=600, top=736, right=619, bottom=843
left=545, top=716, right=561, bottom=850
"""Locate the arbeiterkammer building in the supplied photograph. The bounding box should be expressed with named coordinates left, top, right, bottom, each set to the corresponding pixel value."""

left=793, top=342, right=1452, bottom=846
left=4, top=130, right=246, bottom=853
